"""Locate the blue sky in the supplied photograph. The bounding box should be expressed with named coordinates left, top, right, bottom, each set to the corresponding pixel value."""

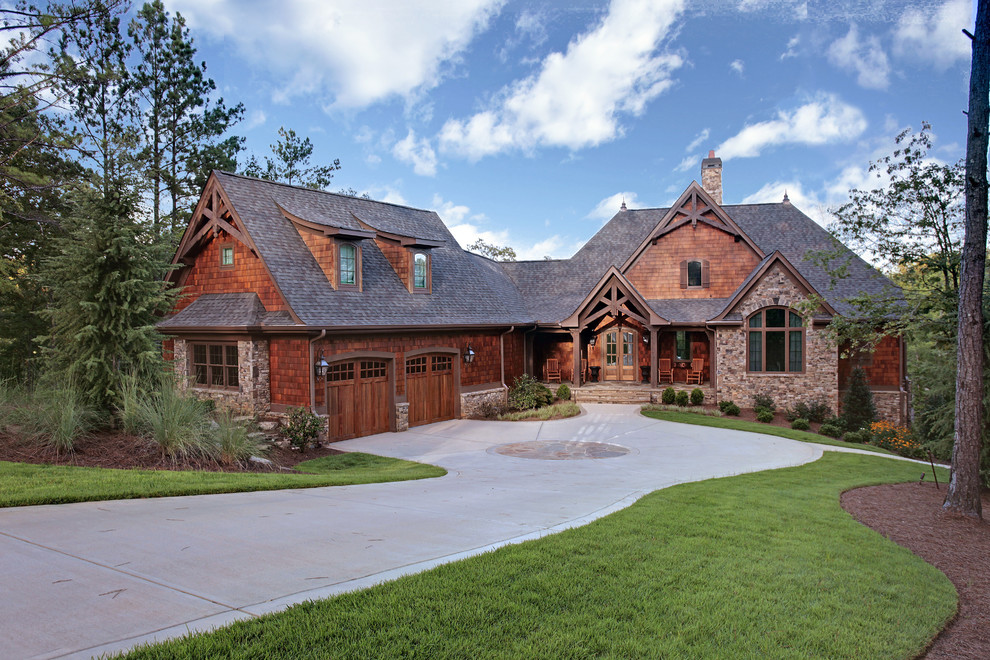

left=164, top=0, right=976, bottom=260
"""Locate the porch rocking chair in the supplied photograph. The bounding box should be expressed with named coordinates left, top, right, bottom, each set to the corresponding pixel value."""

left=686, top=358, right=704, bottom=385
left=658, top=358, right=674, bottom=384
left=545, top=358, right=562, bottom=384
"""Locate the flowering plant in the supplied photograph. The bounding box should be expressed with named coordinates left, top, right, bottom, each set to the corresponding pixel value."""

left=869, top=421, right=921, bottom=458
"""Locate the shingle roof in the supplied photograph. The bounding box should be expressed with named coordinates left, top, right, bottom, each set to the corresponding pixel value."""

left=159, top=293, right=296, bottom=328
left=211, top=172, right=531, bottom=327
left=163, top=173, right=898, bottom=332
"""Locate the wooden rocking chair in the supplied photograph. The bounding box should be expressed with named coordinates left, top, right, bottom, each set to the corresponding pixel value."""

left=686, top=358, right=704, bottom=385
left=658, top=358, right=674, bottom=384
left=545, top=358, right=561, bottom=384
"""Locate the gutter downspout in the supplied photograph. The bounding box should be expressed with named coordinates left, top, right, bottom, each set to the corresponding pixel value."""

left=309, top=329, right=327, bottom=413
left=500, top=326, right=516, bottom=390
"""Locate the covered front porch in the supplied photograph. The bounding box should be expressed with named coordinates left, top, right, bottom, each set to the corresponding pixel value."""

left=523, top=268, right=715, bottom=395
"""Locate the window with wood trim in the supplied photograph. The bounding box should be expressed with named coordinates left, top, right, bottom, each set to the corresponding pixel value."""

left=338, top=242, right=359, bottom=288
left=191, top=343, right=239, bottom=389
left=413, top=252, right=429, bottom=291
left=219, top=244, right=234, bottom=269
left=680, top=259, right=710, bottom=289
left=747, top=308, right=804, bottom=373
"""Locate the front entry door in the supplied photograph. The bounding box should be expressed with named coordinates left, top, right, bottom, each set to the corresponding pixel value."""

left=602, top=327, right=637, bottom=381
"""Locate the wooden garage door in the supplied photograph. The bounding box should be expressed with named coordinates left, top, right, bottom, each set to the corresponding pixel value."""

left=326, top=360, right=390, bottom=440
left=406, top=353, right=456, bottom=427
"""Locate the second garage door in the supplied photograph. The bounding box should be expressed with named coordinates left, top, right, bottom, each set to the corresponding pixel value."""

left=326, top=359, right=390, bottom=440
left=406, top=353, right=457, bottom=427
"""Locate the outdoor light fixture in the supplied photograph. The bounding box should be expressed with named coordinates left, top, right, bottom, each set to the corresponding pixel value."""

left=463, top=345, right=476, bottom=364
left=315, top=351, right=330, bottom=378
left=643, top=334, right=649, bottom=346
left=589, top=335, right=597, bottom=347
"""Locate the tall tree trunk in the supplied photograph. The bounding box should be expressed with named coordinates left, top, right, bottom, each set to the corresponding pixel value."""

left=945, top=0, right=990, bottom=517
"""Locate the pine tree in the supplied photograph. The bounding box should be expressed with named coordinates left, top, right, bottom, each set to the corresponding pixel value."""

left=841, top=366, right=876, bottom=433
left=39, top=187, right=174, bottom=408
left=242, top=126, right=340, bottom=189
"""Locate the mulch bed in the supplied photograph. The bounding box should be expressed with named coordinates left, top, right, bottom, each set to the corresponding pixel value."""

left=842, top=482, right=990, bottom=659
left=0, top=428, right=341, bottom=472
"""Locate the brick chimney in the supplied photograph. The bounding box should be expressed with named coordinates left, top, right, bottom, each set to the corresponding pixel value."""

left=701, top=150, right=722, bottom=205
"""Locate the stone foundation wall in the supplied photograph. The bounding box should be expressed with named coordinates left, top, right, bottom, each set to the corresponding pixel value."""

left=395, top=401, right=409, bottom=432
left=461, top=387, right=507, bottom=418
left=172, top=338, right=272, bottom=416
left=715, top=264, right=839, bottom=414
left=844, top=390, right=908, bottom=426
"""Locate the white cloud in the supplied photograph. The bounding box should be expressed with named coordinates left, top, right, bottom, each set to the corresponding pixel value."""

left=365, top=154, right=382, bottom=166
left=431, top=194, right=472, bottom=224
left=742, top=181, right=830, bottom=227
left=716, top=93, right=867, bottom=161
left=169, top=0, right=503, bottom=109
left=392, top=130, right=438, bottom=177
left=828, top=24, right=890, bottom=90
left=587, top=192, right=642, bottom=222
left=675, top=154, right=698, bottom=173
left=244, top=109, right=267, bottom=130
left=780, top=34, right=800, bottom=59
left=893, top=0, right=972, bottom=70
left=685, top=128, right=710, bottom=154
left=729, top=59, right=744, bottom=76
left=439, top=0, right=686, bottom=159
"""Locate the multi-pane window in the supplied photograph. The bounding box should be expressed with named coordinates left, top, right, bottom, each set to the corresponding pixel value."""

left=747, top=308, right=804, bottom=373
left=406, top=356, right=427, bottom=374
left=339, top=243, right=357, bottom=286
left=191, top=343, right=239, bottom=389
left=327, top=362, right=354, bottom=382
left=220, top=245, right=234, bottom=268
left=413, top=253, right=428, bottom=289
left=605, top=332, right=617, bottom=366
left=431, top=354, right=452, bottom=372
left=676, top=331, right=692, bottom=361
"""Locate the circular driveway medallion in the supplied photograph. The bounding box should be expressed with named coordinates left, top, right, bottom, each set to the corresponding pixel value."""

left=492, top=440, right=631, bottom=460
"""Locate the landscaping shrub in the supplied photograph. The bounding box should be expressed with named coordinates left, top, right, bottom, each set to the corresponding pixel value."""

left=499, top=401, right=580, bottom=421
left=661, top=387, right=676, bottom=404
left=756, top=408, right=775, bottom=423
left=752, top=391, right=776, bottom=414
left=843, top=429, right=871, bottom=444
left=718, top=400, right=734, bottom=413
left=284, top=407, right=323, bottom=451
left=21, top=386, right=95, bottom=455
left=555, top=383, right=571, bottom=401
left=722, top=402, right=740, bottom=416
left=675, top=390, right=690, bottom=407
left=508, top=374, right=553, bottom=411
left=641, top=403, right=722, bottom=417
left=791, top=418, right=810, bottom=431
left=841, top=367, right=876, bottom=432
left=785, top=399, right=831, bottom=424
left=870, top=421, right=922, bottom=458
left=819, top=423, right=842, bottom=439
left=690, top=388, right=704, bottom=406
left=214, top=413, right=268, bottom=465
left=136, top=386, right=215, bottom=459
left=476, top=400, right=507, bottom=419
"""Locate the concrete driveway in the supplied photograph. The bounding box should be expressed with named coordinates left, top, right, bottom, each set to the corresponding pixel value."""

left=0, top=404, right=821, bottom=659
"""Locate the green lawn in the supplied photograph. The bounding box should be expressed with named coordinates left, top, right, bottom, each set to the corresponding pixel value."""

left=0, top=452, right=446, bottom=508
left=642, top=408, right=895, bottom=453
left=123, top=453, right=955, bottom=659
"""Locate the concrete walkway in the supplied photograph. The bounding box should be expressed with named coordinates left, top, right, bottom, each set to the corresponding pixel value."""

left=0, top=404, right=823, bottom=659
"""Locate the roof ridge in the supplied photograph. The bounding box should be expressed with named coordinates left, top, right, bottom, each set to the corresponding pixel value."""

left=213, top=170, right=436, bottom=215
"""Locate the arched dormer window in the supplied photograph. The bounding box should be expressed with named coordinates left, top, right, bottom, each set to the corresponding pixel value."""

left=747, top=308, right=804, bottom=372
left=338, top=242, right=360, bottom=289
left=412, top=251, right=430, bottom=293
left=680, top=259, right=710, bottom=289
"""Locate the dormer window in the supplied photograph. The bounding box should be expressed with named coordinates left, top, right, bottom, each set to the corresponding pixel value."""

left=680, top=259, right=710, bottom=289
left=413, top=252, right=430, bottom=292
left=338, top=242, right=360, bottom=289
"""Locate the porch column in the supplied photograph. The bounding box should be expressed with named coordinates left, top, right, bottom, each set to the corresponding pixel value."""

left=649, top=326, right=658, bottom=388
left=570, top=328, right=581, bottom=386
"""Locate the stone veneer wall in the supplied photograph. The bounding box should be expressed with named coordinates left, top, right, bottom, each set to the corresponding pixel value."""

left=172, top=338, right=271, bottom=415
left=715, top=264, right=839, bottom=413
left=850, top=390, right=908, bottom=426
left=460, top=387, right=508, bottom=418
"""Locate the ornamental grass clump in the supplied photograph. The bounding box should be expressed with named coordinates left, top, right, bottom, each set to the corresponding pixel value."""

left=20, top=386, right=96, bottom=455
left=869, top=421, right=921, bottom=458
left=215, top=413, right=268, bottom=465
left=136, top=385, right=215, bottom=459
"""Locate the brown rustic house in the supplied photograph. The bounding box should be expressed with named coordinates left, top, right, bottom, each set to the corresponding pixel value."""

left=159, top=153, right=909, bottom=440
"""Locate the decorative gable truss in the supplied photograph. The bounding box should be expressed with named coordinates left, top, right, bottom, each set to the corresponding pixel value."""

left=621, top=181, right=765, bottom=273
left=562, top=267, right=667, bottom=330
left=172, top=175, right=257, bottom=275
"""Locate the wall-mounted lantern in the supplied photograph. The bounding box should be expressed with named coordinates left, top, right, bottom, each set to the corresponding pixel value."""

left=315, top=351, right=330, bottom=378
left=589, top=335, right=597, bottom=347
left=463, top=345, right=476, bottom=364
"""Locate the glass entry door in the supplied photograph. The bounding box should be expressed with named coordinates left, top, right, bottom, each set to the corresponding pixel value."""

left=602, top=326, right=637, bottom=381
